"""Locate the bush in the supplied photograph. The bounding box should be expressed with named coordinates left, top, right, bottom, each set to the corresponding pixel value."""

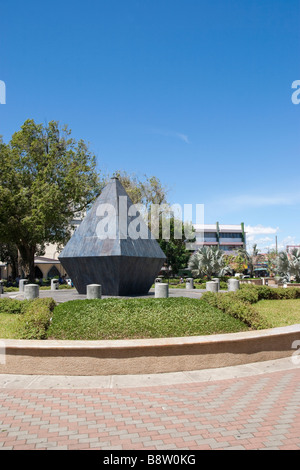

left=202, top=284, right=300, bottom=330
left=17, top=298, right=56, bottom=340
left=201, top=289, right=271, bottom=330
left=3, top=286, right=19, bottom=293
left=0, top=298, right=27, bottom=315
left=235, top=286, right=259, bottom=304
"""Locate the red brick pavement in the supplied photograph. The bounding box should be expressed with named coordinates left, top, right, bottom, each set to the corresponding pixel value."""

left=0, top=369, right=300, bottom=450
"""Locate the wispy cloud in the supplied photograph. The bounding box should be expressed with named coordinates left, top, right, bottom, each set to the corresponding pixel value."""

left=175, top=132, right=190, bottom=144
left=245, top=225, right=279, bottom=236
left=148, top=128, right=190, bottom=144
left=244, top=224, right=279, bottom=252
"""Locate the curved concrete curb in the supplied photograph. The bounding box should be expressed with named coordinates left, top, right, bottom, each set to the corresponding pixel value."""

left=0, top=324, right=300, bottom=376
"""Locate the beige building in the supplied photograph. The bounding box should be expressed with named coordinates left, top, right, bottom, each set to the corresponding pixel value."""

left=0, top=217, right=82, bottom=281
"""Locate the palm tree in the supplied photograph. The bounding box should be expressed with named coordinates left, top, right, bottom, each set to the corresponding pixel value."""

left=288, top=248, right=300, bottom=282
left=237, top=244, right=260, bottom=277
left=276, top=248, right=300, bottom=282
left=274, top=251, right=290, bottom=281
left=188, top=246, right=231, bottom=279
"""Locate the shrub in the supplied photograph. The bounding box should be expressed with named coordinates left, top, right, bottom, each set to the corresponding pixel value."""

left=201, top=289, right=272, bottom=330
left=17, top=298, right=56, bottom=340
left=0, top=298, right=27, bottom=315
left=3, top=286, right=19, bottom=293
left=235, top=286, right=259, bottom=304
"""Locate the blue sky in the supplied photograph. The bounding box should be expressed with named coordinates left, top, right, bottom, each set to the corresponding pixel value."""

left=1, top=0, right=299, bottom=252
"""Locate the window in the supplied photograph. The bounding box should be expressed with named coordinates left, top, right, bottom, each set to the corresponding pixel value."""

left=219, top=233, right=242, bottom=240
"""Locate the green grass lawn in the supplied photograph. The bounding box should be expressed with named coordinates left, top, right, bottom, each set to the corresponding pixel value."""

left=46, top=297, right=249, bottom=340
left=0, top=313, right=22, bottom=338
left=255, top=299, right=300, bottom=328
left=3, top=295, right=300, bottom=341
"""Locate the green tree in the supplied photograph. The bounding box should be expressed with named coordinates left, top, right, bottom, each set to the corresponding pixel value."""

left=0, top=243, right=19, bottom=280
left=158, top=217, right=194, bottom=277
left=288, top=248, right=300, bottom=282
left=266, top=249, right=278, bottom=276
left=112, top=171, right=168, bottom=209
left=275, top=248, right=300, bottom=282
left=188, top=246, right=231, bottom=280
left=237, top=243, right=260, bottom=276
left=0, top=120, right=102, bottom=281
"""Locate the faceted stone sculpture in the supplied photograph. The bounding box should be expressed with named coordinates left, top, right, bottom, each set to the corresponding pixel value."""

left=59, top=177, right=166, bottom=295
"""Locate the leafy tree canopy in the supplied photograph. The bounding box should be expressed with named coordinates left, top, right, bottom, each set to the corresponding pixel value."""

left=0, top=119, right=102, bottom=280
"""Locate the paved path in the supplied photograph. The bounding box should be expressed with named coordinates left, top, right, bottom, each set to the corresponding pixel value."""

left=3, top=287, right=205, bottom=303
left=0, top=358, right=299, bottom=450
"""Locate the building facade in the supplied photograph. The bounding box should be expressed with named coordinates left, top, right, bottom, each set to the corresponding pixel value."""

left=192, top=222, right=246, bottom=253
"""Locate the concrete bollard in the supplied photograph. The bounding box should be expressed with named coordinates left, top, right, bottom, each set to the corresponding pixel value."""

left=87, top=284, right=102, bottom=299
left=155, top=283, right=169, bottom=298
left=186, top=278, right=194, bottom=289
left=206, top=281, right=219, bottom=292
left=19, top=279, right=28, bottom=292
left=24, top=284, right=39, bottom=300
left=228, top=279, right=240, bottom=292
left=51, top=279, right=59, bottom=291
left=212, top=278, right=220, bottom=290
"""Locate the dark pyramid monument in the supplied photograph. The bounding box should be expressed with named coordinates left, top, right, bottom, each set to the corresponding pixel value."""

left=59, top=177, right=166, bottom=295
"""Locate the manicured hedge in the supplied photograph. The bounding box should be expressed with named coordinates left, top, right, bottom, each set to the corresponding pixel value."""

left=201, top=284, right=300, bottom=330
left=18, top=298, right=56, bottom=340
left=0, top=298, right=56, bottom=339
left=0, top=298, right=27, bottom=315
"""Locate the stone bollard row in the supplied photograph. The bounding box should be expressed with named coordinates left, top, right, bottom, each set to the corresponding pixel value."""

left=51, top=279, right=59, bottom=291
left=24, top=284, right=39, bottom=300
left=87, top=284, right=102, bottom=299
left=206, top=281, right=219, bottom=293
left=228, top=278, right=240, bottom=291
left=155, top=283, right=169, bottom=298
left=186, top=278, right=194, bottom=289
left=19, top=279, right=28, bottom=292
left=212, top=278, right=220, bottom=290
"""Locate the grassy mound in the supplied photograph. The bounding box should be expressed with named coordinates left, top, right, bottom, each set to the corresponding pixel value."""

left=47, top=297, right=249, bottom=340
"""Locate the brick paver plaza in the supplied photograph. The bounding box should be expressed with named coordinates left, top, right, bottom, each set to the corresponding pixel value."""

left=0, top=363, right=299, bottom=450
left=1, top=290, right=299, bottom=450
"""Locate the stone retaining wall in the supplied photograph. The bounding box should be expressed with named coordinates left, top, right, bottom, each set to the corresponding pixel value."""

left=0, top=324, right=299, bottom=376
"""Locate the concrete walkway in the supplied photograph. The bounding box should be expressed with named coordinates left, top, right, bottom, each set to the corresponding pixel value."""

left=2, top=287, right=205, bottom=302
left=1, top=288, right=299, bottom=450
left=0, top=357, right=299, bottom=450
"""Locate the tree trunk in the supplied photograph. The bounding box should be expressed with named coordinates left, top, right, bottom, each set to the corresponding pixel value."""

left=18, top=244, right=36, bottom=282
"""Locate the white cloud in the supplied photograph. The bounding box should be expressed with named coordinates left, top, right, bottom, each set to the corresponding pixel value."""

left=148, top=128, right=190, bottom=144
left=244, top=227, right=300, bottom=253
left=175, top=133, right=190, bottom=144
left=245, top=225, right=279, bottom=235
left=245, top=225, right=279, bottom=252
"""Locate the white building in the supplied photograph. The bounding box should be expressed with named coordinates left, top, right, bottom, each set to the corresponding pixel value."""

left=192, top=222, right=246, bottom=253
